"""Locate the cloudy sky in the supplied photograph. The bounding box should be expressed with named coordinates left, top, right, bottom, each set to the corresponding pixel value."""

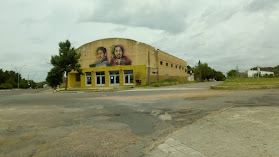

left=1, top=0, right=279, bottom=82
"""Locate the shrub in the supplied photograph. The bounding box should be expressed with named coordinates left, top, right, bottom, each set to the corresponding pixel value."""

left=0, top=83, right=13, bottom=89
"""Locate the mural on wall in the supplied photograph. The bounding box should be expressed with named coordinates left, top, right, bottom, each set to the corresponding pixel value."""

left=89, top=44, right=132, bottom=67
left=89, top=47, right=109, bottom=67
left=110, top=44, right=132, bottom=66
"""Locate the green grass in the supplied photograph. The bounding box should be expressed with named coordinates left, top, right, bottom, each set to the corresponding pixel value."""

left=142, top=78, right=186, bottom=87
left=218, top=77, right=279, bottom=87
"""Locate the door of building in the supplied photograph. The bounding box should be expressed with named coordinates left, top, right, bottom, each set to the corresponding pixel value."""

left=109, top=71, right=119, bottom=86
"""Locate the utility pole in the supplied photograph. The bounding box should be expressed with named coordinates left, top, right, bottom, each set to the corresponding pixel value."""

left=148, top=51, right=150, bottom=85
left=11, top=65, right=26, bottom=89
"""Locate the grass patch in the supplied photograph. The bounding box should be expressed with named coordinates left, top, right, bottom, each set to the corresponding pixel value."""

left=142, top=78, right=186, bottom=87
left=218, top=78, right=279, bottom=87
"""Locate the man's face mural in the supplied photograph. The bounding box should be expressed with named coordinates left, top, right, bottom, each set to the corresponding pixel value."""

left=114, top=46, right=123, bottom=59
left=97, top=50, right=105, bottom=61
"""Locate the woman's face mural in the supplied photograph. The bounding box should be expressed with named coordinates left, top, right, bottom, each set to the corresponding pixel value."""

left=114, top=46, right=123, bottom=59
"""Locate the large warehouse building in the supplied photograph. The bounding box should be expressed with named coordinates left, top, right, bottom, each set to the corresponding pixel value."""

left=68, top=38, right=187, bottom=88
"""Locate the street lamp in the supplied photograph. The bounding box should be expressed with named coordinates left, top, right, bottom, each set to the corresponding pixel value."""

left=11, top=65, right=26, bottom=89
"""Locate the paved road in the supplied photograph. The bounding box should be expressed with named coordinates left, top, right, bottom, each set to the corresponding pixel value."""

left=0, top=82, right=279, bottom=156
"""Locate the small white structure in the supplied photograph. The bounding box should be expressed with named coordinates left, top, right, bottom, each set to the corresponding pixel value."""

left=187, top=71, right=195, bottom=81
left=247, top=68, right=274, bottom=77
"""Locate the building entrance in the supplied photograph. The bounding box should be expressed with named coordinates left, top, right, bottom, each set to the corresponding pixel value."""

left=109, top=71, right=119, bottom=86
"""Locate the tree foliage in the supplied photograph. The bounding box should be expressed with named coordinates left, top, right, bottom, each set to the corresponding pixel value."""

left=227, top=69, right=237, bottom=78
left=47, top=40, right=82, bottom=90
left=46, top=67, right=64, bottom=89
left=0, top=69, right=21, bottom=88
left=192, top=61, right=225, bottom=81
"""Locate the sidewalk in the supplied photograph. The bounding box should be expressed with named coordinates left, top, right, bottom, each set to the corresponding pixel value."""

left=146, top=106, right=279, bottom=157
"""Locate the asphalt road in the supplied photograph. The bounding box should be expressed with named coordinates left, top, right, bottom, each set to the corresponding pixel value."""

left=0, top=82, right=279, bottom=156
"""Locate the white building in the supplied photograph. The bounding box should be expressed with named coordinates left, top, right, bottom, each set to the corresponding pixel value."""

left=247, top=68, right=274, bottom=77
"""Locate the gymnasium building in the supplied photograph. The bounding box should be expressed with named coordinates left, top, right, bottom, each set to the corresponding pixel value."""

left=68, top=38, right=187, bottom=88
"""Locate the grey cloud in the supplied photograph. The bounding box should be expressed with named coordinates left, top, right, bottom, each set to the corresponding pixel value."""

left=246, top=0, right=279, bottom=12
left=78, top=0, right=187, bottom=34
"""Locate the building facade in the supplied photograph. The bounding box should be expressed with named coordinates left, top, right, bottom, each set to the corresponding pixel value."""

left=68, top=38, right=187, bottom=88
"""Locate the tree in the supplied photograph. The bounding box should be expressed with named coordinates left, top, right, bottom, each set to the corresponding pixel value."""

left=192, top=62, right=214, bottom=81
left=0, top=69, right=22, bottom=88
left=49, top=40, right=82, bottom=90
left=215, top=71, right=226, bottom=81
left=19, top=79, right=29, bottom=89
left=227, top=69, right=237, bottom=78
left=46, top=67, right=64, bottom=89
left=274, top=65, right=279, bottom=77
left=192, top=61, right=225, bottom=81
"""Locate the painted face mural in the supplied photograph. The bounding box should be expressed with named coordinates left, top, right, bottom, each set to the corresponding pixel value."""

left=88, top=45, right=132, bottom=67
left=110, top=44, right=132, bottom=66
left=89, top=47, right=109, bottom=67
left=114, top=47, right=123, bottom=59
left=97, top=50, right=106, bottom=61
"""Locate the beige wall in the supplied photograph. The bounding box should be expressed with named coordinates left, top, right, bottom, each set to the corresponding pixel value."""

left=156, top=49, right=187, bottom=82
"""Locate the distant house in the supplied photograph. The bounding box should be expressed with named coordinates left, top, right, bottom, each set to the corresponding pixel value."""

left=246, top=68, right=274, bottom=77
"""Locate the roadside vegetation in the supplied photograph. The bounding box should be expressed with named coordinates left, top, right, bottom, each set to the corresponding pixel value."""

left=0, top=69, right=43, bottom=89
left=148, top=78, right=183, bottom=87
left=190, top=61, right=226, bottom=82
left=217, top=77, right=279, bottom=87
left=219, top=65, right=279, bottom=88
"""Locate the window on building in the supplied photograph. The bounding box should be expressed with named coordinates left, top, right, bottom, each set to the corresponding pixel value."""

left=76, top=74, right=80, bottom=82
left=179, top=66, right=181, bottom=69
left=85, top=72, right=91, bottom=86
left=160, top=61, right=163, bottom=65
left=166, top=63, right=168, bottom=66
left=124, top=70, right=133, bottom=85
left=96, top=71, right=105, bottom=86
left=171, top=64, right=173, bottom=67
left=176, top=65, right=178, bottom=68
left=109, top=71, right=119, bottom=85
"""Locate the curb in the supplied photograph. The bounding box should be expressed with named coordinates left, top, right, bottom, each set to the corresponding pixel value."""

left=211, top=85, right=279, bottom=90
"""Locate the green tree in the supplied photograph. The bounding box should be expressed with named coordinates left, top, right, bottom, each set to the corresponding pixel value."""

left=192, top=61, right=225, bottom=81
left=46, top=67, right=64, bottom=89
left=5, top=78, right=17, bottom=88
left=227, top=69, right=237, bottom=78
left=215, top=71, right=226, bottom=81
left=0, top=69, right=22, bottom=88
left=193, top=62, right=214, bottom=81
left=19, top=79, right=29, bottom=89
left=49, top=40, right=82, bottom=90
